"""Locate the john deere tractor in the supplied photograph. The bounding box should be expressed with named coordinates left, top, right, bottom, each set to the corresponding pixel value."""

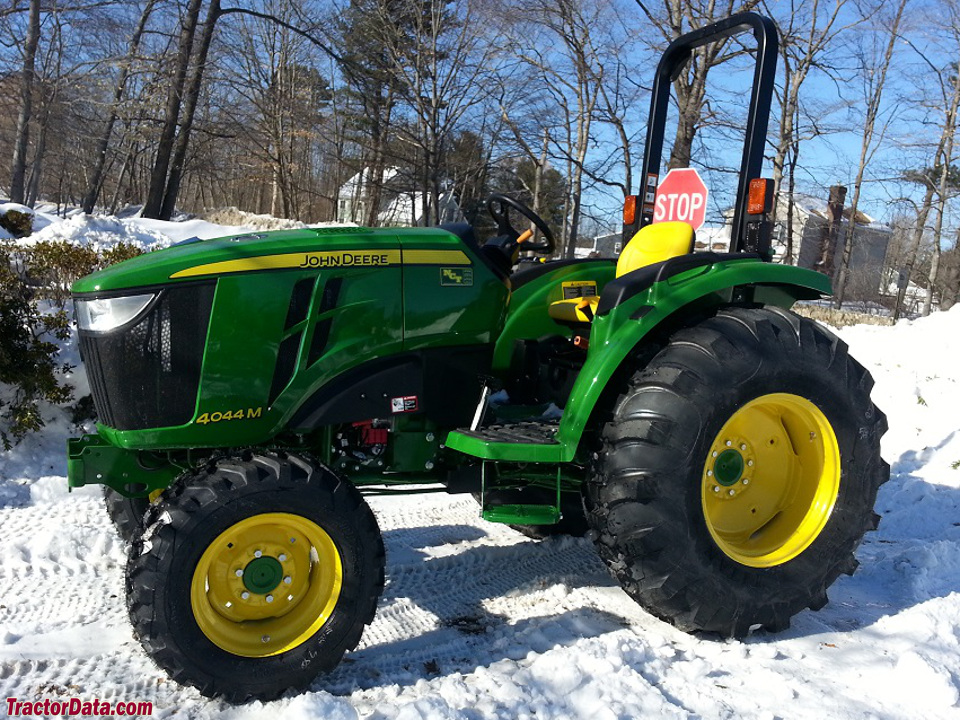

left=67, top=13, right=887, bottom=702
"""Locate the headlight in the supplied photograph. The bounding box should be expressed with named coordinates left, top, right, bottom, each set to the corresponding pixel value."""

left=75, top=293, right=157, bottom=333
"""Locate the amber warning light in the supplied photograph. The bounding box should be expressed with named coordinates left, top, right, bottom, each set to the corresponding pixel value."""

left=747, top=178, right=775, bottom=215
left=623, top=195, right=638, bottom=225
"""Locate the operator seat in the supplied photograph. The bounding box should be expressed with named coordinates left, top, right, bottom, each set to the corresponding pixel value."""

left=548, top=221, right=695, bottom=325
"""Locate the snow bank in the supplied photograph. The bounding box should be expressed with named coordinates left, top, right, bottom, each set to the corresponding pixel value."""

left=19, top=214, right=176, bottom=252
left=200, top=206, right=308, bottom=232
left=0, top=202, right=34, bottom=217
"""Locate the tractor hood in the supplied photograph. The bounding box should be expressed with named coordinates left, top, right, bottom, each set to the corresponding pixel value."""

left=71, top=225, right=432, bottom=295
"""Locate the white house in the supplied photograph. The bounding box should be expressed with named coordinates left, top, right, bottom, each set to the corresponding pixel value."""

left=336, top=168, right=464, bottom=227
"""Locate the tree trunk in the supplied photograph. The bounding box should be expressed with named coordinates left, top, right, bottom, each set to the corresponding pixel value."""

left=160, top=0, right=221, bottom=220
left=82, top=0, right=156, bottom=214
left=9, top=0, right=41, bottom=205
left=25, top=116, right=47, bottom=207
left=895, top=184, right=936, bottom=321
left=142, top=0, right=204, bottom=219
left=922, top=53, right=960, bottom=316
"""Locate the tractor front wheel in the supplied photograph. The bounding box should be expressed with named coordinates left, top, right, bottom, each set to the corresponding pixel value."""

left=586, top=307, right=888, bottom=637
left=126, top=452, right=385, bottom=702
left=102, top=487, right=149, bottom=544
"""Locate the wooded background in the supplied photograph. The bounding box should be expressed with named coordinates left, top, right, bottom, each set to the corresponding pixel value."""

left=5, top=0, right=960, bottom=315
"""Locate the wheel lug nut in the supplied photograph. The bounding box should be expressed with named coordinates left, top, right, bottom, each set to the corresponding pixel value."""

left=266, top=595, right=274, bottom=603
left=725, top=440, right=732, bottom=447
left=747, top=460, right=754, bottom=467
left=707, top=470, right=713, bottom=477
left=284, top=576, right=292, bottom=584
left=278, top=554, right=287, bottom=562
left=287, top=594, right=294, bottom=601
left=713, top=486, right=720, bottom=493
left=712, top=451, right=718, bottom=457
left=235, top=569, right=244, bottom=577
left=241, top=591, right=250, bottom=600
left=262, top=635, right=270, bottom=643
left=742, top=478, right=750, bottom=485
left=740, top=443, right=747, bottom=451
left=254, top=550, right=262, bottom=558
left=728, top=489, right=736, bottom=496
left=225, top=601, right=233, bottom=608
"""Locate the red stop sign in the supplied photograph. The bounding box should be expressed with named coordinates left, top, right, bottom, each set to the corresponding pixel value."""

left=653, top=168, right=708, bottom=230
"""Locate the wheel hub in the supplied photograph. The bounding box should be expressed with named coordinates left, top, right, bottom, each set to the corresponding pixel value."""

left=243, top=556, right=283, bottom=594
left=713, top=448, right=744, bottom=486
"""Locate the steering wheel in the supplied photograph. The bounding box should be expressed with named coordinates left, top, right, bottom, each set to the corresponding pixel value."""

left=486, top=193, right=556, bottom=255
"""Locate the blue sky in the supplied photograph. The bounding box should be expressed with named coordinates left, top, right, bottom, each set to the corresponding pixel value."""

left=581, top=1, right=960, bottom=243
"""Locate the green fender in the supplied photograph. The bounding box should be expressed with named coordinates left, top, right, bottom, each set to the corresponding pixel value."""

left=445, top=257, right=830, bottom=464
left=556, top=258, right=830, bottom=460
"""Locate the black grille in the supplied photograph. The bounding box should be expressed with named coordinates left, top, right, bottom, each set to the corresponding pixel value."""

left=79, top=283, right=215, bottom=431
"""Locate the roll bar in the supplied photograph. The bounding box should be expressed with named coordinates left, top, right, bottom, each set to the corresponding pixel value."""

left=630, top=12, right=779, bottom=254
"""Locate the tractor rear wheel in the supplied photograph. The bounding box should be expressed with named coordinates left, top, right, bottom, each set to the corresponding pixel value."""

left=585, top=307, right=888, bottom=637
left=126, top=452, right=385, bottom=702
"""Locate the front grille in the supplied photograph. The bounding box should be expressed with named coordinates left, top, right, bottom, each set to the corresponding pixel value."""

left=79, top=282, right=215, bottom=431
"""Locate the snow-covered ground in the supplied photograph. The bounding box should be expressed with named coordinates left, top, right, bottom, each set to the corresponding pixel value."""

left=2, top=214, right=960, bottom=718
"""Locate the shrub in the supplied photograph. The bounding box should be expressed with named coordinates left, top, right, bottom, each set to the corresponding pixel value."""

left=23, top=241, right=143, bottom=308
left=0, top=240, right=145, bottom=447
left=0, top=207, right=34, bottom=238
left=0, top=242, right=72, bottom=449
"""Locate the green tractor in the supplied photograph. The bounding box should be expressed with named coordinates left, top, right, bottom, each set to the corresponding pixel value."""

left=67, top=13, right=886, bottom=702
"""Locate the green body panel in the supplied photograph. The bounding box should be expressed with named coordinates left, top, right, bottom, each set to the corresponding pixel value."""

left=77, top=227, right=507, bottom=452
left=445, top=258, right=831, bottom=464
left=401, top=234, right=509, bottom=349
left=73, top=227, right=381, bottom=293
left=492, top=259, right=616, bottom=373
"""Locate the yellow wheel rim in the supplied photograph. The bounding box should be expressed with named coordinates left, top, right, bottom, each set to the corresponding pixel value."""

left=701, top=393, right=840, bottom=568
left=190, top=512, right=342, bottom=658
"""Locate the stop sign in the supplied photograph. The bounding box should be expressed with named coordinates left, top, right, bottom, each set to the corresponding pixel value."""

left=653, top=168, right=708, bottom=230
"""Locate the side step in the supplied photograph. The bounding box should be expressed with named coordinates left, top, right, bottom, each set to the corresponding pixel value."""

left=478, top=464, right=562, bottom=527
left=482, top=503, right=561, bottom=526
left=445, top=420, right=562, bottom=462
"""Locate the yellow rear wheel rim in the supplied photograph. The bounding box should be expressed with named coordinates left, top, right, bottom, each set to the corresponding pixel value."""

left=190, top=512, right=342, bottom=657
left=701, top=393, right=840, bottom=568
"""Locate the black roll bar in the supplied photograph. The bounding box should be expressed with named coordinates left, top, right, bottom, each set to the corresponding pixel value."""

left=632, top=12, right=779, bottom=255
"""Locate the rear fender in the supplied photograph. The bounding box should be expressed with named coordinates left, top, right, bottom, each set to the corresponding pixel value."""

left=554, top=259, right=830, bottom=462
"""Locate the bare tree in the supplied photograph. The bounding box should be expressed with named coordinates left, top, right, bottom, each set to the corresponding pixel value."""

left=9, top=0, right=41, bottom=204
left=833, top=0, right=908, bottom=309
left=763, top=0, right=861, bottom=262
left=636, top=0, right=762, bottom=171
left=376, top=0, right=501, bottom=226
left=82, top=0, right=158, bottom=214
left=142, top=0, right=205, bottom=219
left=159, top=0, right=222, bottom=219
left=510, top=0, right=627, bottom=256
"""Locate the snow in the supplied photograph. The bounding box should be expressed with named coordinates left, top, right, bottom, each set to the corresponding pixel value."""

left=2, top=214, right=960, bottom=717
left=0, top=202, right=34, bottom=217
